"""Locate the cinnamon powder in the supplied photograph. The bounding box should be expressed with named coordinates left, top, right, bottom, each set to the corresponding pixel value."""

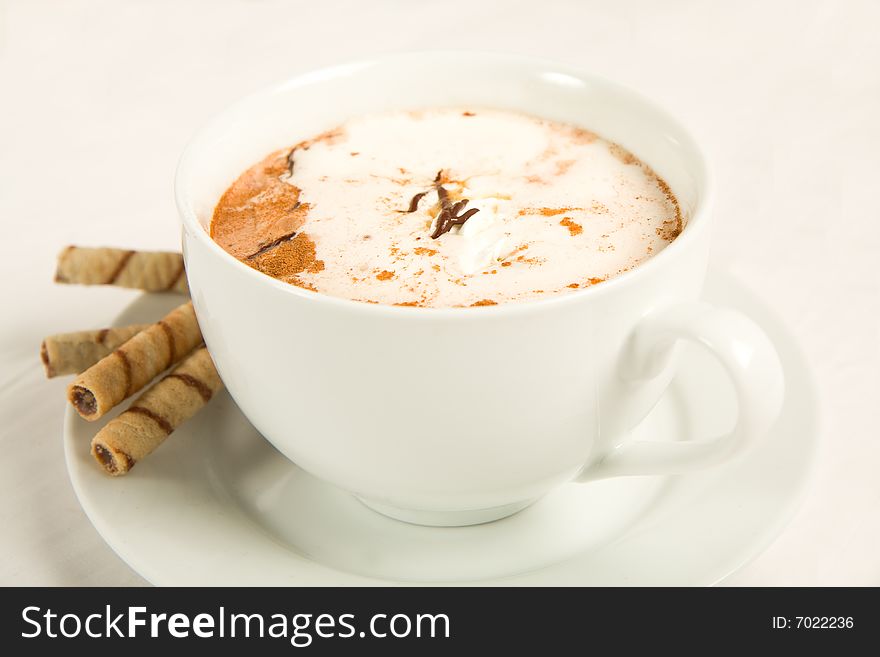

left=609, top=143, right=638, bottom=165
left=247, top=233, right=324, bottom=278
left=560, top=217, right=583, bottom=236
left=654, top=176, right=683, bottom=240
left=518, top=207, right=584, bottom=217
left=211, top=149, right=309, bottom=260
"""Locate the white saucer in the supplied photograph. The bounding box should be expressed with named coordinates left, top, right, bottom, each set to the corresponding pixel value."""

left=64, top=268, right=818, bottom=585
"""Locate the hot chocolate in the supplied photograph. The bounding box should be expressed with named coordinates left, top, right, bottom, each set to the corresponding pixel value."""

left=211, top=108, right=683, bottom=307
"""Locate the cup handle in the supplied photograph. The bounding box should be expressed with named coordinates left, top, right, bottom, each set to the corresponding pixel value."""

left=579, top=302, right=785, bottom=480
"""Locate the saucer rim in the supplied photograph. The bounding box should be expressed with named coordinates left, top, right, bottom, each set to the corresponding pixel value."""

left=63, top=267, right=819, bottom=586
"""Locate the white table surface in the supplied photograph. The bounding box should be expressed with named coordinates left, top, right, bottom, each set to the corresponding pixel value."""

left=1, top=0, right=877, bottom=586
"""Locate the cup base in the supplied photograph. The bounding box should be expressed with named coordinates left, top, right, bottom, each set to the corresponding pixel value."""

left=356, top=497, right=537, bottom=527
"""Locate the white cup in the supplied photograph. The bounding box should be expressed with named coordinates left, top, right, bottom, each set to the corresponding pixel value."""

left=176, top=52, right=784, bottom=527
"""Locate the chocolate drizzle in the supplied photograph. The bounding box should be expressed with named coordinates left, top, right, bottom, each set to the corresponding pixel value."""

left=286, top=148, right=297, bottom=177
left=245, top=231, right=298, bottom=260
left=399, top=170, right=480, bottom=237
left=430, top=170, right=479, bottom=239
left=401, top=191, right=429, bottom=214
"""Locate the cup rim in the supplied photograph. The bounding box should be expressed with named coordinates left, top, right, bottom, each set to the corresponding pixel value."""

left=175, top=50, right=714, bottom=318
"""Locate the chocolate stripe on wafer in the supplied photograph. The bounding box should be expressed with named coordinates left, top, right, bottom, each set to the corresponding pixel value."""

left=54, top=246, right=189, bottom=294
left=163, top=260, right=186, bottom=292
left=90, top=346, right=223, bottom=476
left=40, top=324, right=150, bottom=378
left=126, top=405, right=174, bottom=435
left=157, top=320, right=176, bottom=366
left=117, top=348, right=134, bottom=398
left=107, top=250, right=136, bottom=284
left=67, top=301, right=202, bottom=420
left=165, top=373, right=213, bottom=402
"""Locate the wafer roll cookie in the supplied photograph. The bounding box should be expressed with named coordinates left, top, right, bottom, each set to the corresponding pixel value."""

left=54, top=246, right=188, bottom=293
left=68, top=301, right=202, bottom=420
left=91, top=347, right=223, bottom=475
left=40, top=324, right=150, bottom=378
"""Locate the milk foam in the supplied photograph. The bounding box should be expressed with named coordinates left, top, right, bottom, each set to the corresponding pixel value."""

left=252, top=109, right=682, bottom=307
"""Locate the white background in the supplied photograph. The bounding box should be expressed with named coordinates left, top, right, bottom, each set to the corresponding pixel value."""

left=0, top=0, right=877, bottom=585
